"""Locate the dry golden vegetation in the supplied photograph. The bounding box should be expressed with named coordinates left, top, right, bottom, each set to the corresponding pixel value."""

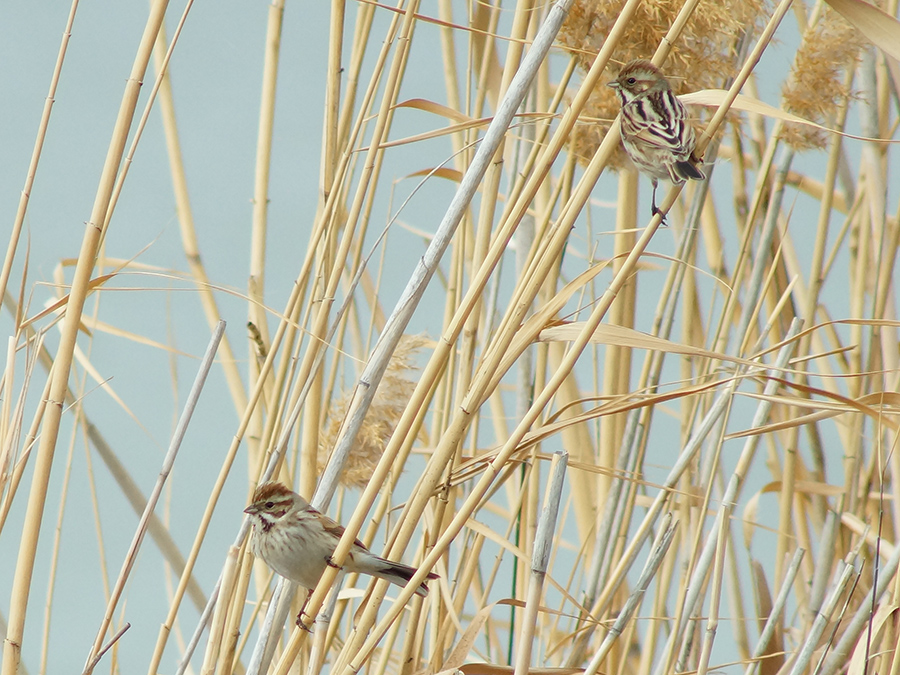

left=1, top=1, right=900, bottom=675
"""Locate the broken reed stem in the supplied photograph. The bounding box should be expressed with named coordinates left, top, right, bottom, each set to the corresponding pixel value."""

left=583, top=514, right=678, bottom=675
left=513, top=451, right=568, bottom=675
left=82, top=321, right=224, bottom=674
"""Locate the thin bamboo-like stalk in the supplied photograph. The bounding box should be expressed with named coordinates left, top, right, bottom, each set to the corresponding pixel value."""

left=2, top=4, right=171, bottom=672
left=513, top=451, right=567, bottom=675
left=39, top=407, right=78, bottom=675
left=200, top=544, right=239, bottom=675
left=83, top=320, right=224, bottom=673
left=246, top=0, right=285, bottom=486
left=0, top=0, right=78, bottom=308
left=694, top=507, right=728, bottom=675
left=245, top=576, right=293, bottom=675
left=792, top=560, right=858, bottom=675
left=583, top=514, right=678, bottom=675
left=322, top=0, right=345, bottom=196
left=220, top=542, right=253, bottom=675
left=744, top=548, right=805, bottom=675
left=284, top=8, right=583, bottom=665
left=153, top=20, right=248, bottom=417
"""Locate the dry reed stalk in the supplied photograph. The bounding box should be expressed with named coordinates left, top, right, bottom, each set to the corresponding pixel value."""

left=2, top=4, right=172, bottom=673
left=246, top=0, right=285, bottom=498
left=146, top=275, right=299, bottom=673
left=82, top=322, right=223, bottom=673
left=152, top=23, right=248, bottom=417
left=0, top=2, right=77, bottom=309
left=269, top=0, right=594, bottom=665
left=513, top=451, right=567, bottom=675
left=39, top=410, right=78, bottom=675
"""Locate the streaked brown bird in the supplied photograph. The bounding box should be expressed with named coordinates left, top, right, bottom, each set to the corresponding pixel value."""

left=244, top=482, right=438, bottom=607
left=608, top=59, right=705, bottom=220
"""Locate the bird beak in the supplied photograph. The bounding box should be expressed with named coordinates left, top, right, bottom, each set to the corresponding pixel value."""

left=244, top=504, right=258, bottom=515
left=607, top=81, right=619, bottom=89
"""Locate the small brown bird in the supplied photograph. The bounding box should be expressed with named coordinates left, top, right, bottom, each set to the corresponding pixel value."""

left=244, top=482, right=438, bottom=600
left=607, top=59, right=705, bottom=219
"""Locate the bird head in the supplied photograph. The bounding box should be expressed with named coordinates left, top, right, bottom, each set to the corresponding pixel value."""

left=607, top=59, right=669, bottom=104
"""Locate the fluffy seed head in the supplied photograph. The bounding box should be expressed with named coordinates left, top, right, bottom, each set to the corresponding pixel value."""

left=781, top=8, right=861, bottom=149
left=557, top=0, right=764, bottom=166
left=318, top=334, right=428, bottom=488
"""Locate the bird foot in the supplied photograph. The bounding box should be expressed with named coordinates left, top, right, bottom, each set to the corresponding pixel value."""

left=295, top=612, right=314, bottom=633
left=651, top=204, right=668, bottom=226
left=325, top=555, right=342, bottom=570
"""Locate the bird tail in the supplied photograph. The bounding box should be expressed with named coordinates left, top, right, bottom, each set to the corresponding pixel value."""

left=673, top=158, right=705, bottom=181
left=372, top=558, right=439, bottom=597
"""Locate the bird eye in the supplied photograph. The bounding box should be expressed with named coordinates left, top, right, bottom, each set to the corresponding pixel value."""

left=627, top=77, right=636, bottom=85
left=265, top=501, right=274, bottom=508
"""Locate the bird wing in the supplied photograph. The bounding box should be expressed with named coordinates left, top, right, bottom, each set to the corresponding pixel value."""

left=621, top=90, right=693, bottom=155
left=310, top=505, right=368, bottom=549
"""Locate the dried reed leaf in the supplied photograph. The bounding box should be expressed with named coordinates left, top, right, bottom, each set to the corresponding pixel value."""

left=464, top=518, right=528, bottom=561
left=751, top=560, right=785, bottom=675
left=743, top=490, right=761, bottom=549
left=441, top=601, right=500, bottom=671
left=405, top=167, right=464, bottom=182
left=378, top=118, right=491, bottom=150
left=847, top=603, right=900, bottom=674
left=537, top=322, right=769, bottom=370
left=824, top=0, right=900, bottom=60
left=496, top=263, right=611, bottom=377
left=757, top=480, right=845, bottom=498
left=682, top=90, right=898, bottom=144
left=440, top=600, right=583, bottom=675
left=70, top=346, right=150, bottom=435
left=517, top=376, right=742, bottom=452
left=726, top=390, right=900, bottom=439
left=79, top=317, right=192, bottom=356
left=20, top=273, right=116, bottom=331
left=394, top=98, right=474, bottom=123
